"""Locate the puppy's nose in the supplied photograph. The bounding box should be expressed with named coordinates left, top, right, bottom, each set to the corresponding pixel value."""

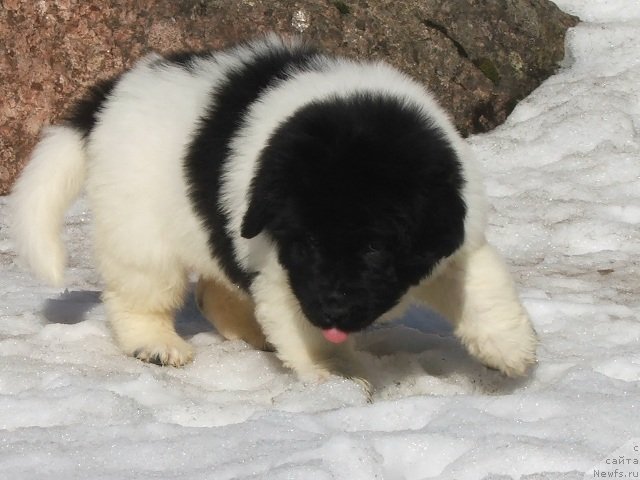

left=317, top=289, right=355, bottom=328
left=322, top=304, right=348, bottom=323
left=325, top=290, right=348, bottom=304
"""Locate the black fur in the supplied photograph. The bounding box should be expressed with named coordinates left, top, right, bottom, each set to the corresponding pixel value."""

left=243, top=93, right=467, bottom=332
left=184, top=43, right=320, bottom=290
left=156, top=50, right=214, bottom=72
left=65, top=76, right=119, bottom=137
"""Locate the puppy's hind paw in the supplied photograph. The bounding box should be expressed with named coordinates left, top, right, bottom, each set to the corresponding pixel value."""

left=129, top=334, right=194, bottom=367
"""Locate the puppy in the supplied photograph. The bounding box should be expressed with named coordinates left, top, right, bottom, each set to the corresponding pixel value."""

left=11, top=35, right=537, bottom=387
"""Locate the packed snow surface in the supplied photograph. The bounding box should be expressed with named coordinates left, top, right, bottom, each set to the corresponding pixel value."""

left=1, top=2, right=639, bottom=478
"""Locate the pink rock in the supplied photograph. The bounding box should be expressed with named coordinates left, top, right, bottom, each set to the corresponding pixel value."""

left=0, top=0, right=577, bottom=195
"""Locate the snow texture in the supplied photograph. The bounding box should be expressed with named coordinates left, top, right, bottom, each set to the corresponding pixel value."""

left=1, top=2, right=639, bottom=478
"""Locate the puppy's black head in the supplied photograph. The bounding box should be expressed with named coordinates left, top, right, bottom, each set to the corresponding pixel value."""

left=242, top=93, right=466, bottom=333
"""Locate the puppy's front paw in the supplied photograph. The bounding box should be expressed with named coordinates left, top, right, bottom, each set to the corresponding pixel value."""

left=330, top=356, right=374, bottom=399
left=345, top=374, right=374, bottom=401
left=298, top=365, right=373, bottom=401
left=458, top=314, right=538, bottom=377
left=295, top=354, right=373, bottom=400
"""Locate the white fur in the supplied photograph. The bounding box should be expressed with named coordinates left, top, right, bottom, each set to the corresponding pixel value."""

left=12, top=35, right=536, bottom=381
left=82, top=54, right=241, bottom=364
left=10, top=126, right=87, bottom=286
left=250, top=250, right=372, bottom=394
left=86, top=53, right=229, bottom=275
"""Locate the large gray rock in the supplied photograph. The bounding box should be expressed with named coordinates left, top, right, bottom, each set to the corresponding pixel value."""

left=0, top=0, right=577, bottom=194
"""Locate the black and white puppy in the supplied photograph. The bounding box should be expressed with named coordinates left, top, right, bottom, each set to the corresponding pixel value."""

left=11, top=35, right=536, bottom=386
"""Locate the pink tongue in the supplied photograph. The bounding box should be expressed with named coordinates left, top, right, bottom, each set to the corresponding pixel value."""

left=322, top=328, right=349, bottom=344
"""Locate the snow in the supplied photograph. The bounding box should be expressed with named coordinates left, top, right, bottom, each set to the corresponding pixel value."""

left=1, top=2, right=639, bottom=478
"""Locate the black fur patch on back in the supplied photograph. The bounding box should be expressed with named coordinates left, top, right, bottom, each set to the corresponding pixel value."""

left=65, top=76, right=119, bottom=138
left=184, top=43, right=320, bottom=291
left=156, top=50, right=214, bottom=72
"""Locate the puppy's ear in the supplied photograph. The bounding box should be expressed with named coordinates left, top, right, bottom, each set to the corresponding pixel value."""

left=241, top=162, right=283, bottom=239
left=241, top=196, right=271, bottom=239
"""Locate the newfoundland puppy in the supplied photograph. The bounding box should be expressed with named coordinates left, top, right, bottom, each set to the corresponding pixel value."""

left=11, top=35, right=536, bottom=389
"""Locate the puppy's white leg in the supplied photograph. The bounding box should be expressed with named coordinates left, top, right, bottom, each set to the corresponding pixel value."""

left=412, top=242, right=537, bottom=377
left=101, top=258, right=193, bottom=367
left=251, top=255, right=371, bottom=394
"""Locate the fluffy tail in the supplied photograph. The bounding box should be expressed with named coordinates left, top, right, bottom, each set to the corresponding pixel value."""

left=10, top=126, right=87, bottom=286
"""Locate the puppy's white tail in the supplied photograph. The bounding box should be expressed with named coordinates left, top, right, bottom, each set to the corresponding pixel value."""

left=10, top=126, right=87, bottom=286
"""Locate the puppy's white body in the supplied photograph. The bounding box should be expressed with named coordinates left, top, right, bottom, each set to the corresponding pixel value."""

left=88, top=54, right=230, bottom=282
left=11, top=36, right=536, bottom=384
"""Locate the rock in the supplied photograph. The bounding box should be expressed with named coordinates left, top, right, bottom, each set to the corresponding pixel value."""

left=0, top=0, right=578, bottom=195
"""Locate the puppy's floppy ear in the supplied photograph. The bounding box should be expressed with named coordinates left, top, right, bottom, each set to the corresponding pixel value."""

left=241, top=197, right=271, bottom=239
left=241, top=153, right=283, bottom=239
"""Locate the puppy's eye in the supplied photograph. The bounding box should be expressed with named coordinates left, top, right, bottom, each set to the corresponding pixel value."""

left=367, top=241, right=384, bottom=253
left=306, top=234, right=318, bottom=247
